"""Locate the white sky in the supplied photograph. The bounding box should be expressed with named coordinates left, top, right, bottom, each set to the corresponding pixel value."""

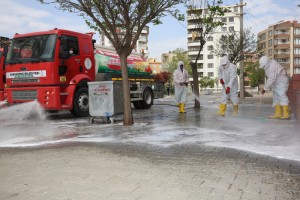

left=0, top=0, right=299, bottom=60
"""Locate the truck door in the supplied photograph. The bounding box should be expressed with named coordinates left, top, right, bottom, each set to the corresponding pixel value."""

left=59, top=35, right=82, bottom=82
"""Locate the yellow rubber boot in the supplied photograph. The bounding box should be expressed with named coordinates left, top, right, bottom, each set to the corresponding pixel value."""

left=218, top=104, right=227, bottom=116
left=269, top=104, right=282, bottom=119
left=178, top=103, right=182, bottom=113
left=181, top=103, right=186, bottom=113
left=281, top=105, right=290, bottom=120
left=233, top=104, right=238, bottom=115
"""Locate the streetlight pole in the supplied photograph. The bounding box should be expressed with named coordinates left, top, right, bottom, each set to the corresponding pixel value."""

left=239, top=0, right=245, bottom=99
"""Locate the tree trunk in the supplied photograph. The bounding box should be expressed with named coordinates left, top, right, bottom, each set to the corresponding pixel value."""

left=191, top=62, right=200, bottom=108
left=120, top=53, right=134, bottom=125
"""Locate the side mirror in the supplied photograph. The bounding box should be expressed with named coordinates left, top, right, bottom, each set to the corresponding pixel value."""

left=59, top=51, right=69, bottom=59
left=59, top=37, right=70, bottom=59
left=3, top=46, right=8, bottom=57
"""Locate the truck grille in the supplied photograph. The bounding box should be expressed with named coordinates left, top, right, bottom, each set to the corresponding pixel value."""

left=12, top=90, right=37, bottom=101
left=12, top=78, right=39, bottom=83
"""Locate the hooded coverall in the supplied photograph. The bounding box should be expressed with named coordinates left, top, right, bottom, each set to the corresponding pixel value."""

left=173, top=61, right=189, bottom=113
left=259, top=56, right=290, bottom=119
left=218, top=57, right=239, bottom=116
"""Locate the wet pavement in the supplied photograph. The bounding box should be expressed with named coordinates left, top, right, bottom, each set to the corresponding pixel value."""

left=0, top=93, right=300, bottom=199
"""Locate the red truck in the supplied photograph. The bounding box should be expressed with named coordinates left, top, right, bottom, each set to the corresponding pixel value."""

left=4, top=29, right=163, bottom=117
left=0, top=36, right=10, bottom=101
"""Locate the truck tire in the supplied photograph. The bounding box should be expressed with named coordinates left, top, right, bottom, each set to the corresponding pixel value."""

left=71, top=87, right=89, bottom=117
left=140, top=87, right=154, bottom=109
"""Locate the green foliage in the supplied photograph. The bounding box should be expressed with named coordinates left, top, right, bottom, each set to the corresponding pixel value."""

left=199, top=76, right=214, bottom=89
left=165, top=48, right=191, bottom=75
left=245, top=62, right=265, bottom=87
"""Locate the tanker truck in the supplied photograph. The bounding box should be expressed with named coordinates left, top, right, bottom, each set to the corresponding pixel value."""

left=0, top=36, right=10, bottom=101
left=4, top=29, right=163, bottom=117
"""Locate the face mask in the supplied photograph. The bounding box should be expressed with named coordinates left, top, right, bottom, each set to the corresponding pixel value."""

left=69, top=50, right=73, bottom=55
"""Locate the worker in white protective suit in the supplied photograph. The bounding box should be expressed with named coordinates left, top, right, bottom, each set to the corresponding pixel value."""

left=259, top=56, right=290, bottom=119
left=173, top=61, right=189, bottom=113
left=218, top=56, right=239, bottom=116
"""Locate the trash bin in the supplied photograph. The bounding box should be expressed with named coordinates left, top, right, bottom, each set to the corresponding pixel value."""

left=88, top=81, right=123, bottom=123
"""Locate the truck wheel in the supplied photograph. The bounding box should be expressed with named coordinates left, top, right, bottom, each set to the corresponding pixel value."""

left=71, top=87, right=89, bottom=117
left=141, top=87, right=154, bottom=109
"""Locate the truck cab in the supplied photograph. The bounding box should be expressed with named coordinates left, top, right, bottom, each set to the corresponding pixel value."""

left=5, top=29, right=95, bottom=116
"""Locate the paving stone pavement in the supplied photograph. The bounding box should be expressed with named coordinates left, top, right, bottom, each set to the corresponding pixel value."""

left=0, top=92, right=299, bottom=200
left=0, top=142, right=300, bottom=200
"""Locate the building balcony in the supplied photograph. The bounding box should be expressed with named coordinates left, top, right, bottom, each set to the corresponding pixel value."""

left=274, top=54, right=290, bottom=59
left=294, top=54, right=300, bottom=58
left=274, top=44, right=290, bottom=49
left=274, top=34, right=290, bottom=39
left=188, top=42, right=201, bottom=47
left=188, top=51, right=202, bottom=55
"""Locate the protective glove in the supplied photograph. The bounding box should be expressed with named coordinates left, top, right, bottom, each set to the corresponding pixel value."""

left=220, top=79, right=224, bottom=85
left=226, top=87, right=230, bottom=94
left=262, top=89, right=266, bottom=95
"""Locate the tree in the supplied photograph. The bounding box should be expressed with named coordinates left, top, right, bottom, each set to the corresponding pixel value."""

left=186, top=0, right=225, bottom=109
left=211, top=28, right=256, bottom=65
left=164, top=48, right=191, bottom=88
left=165, top=48, right=191, bottom=74
left=199, top=76, right=214, bottom=90
left=38, top=0, right=185, bottom=125
left=245, top=62, right=265, bottom=90
left=154, top=71, right=171, bottom=84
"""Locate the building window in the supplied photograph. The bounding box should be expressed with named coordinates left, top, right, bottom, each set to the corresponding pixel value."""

left=198, top=63, right=203, bottom=69
left=268, top=49, right=272, bottom=56
left=208, top=72, right=214, bottom=77
left=295, top=28, right=300, bottom=35
left=259, top=33, right=266, bottom=41
left=208, top=63, right=214, bottom=68
left=294, top=58, right=300, bottom=65
left=295, top=48, right=300, bottom=54
left=268, top=39, right=272, bottom=47
left=199, top=72, right=203, bottom=77
left=268, top=30, right=272, bottom=37
left=295, top=38, right=300, bottom=45
left=207, top=36, right=213, bottom=41
left=234, top=7, right=238, bottom=13
left=207, top=54, right=214, bottom=59
left=229, top=26, right=234, bottom=32
left=207, top=45, right=214, bottom=50
left=221, top=18, right=227, bottom=23
left=229, top=17, right=234, bottom=22
left=222, top=27, right=227, bottom=32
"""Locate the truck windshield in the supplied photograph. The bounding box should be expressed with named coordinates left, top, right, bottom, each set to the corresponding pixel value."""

left=6, top=34, right=57, bottom=64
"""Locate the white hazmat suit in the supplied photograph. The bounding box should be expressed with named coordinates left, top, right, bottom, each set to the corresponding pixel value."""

left=173, top=61, right=189, bottom=113
left=218, top=56, right=239, bottom=116
left=259, top=56, right=290, bottom=119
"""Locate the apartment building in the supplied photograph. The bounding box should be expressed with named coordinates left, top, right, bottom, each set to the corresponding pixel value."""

left=148, top=58, right=162, bottom=74
left=99, top=26, right=149, bottom=58
left=187, top=4, right=241, bottom=81
left=257, top=20, right=300, bottom=77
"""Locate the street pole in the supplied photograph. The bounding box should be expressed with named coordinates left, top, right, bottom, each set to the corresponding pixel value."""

left=239, top=0, right=245, bottom=99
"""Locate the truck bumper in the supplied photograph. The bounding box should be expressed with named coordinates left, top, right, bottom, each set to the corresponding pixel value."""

left=5, top=86, right=65, bottom=110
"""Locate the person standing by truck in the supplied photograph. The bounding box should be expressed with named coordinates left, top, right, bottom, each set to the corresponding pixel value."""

left=173, top=61, right=189, bottom=113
